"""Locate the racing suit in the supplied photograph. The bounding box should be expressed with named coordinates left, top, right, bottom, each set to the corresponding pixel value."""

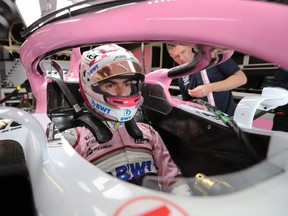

left=62, top=121, right=192, bottom=196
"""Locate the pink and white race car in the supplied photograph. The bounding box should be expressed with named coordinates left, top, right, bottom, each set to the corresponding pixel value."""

left=1, top=0, right=288, bottom=215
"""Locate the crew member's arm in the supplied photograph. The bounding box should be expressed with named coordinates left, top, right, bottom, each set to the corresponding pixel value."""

left=188, top=70, right=247, bottom=98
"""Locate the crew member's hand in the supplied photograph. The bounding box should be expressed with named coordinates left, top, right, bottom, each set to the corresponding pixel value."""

left=188, top=85, right=211, bottom=98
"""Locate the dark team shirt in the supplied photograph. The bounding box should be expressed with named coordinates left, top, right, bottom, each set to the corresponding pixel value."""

left=178, top=58, right=240, bottom=116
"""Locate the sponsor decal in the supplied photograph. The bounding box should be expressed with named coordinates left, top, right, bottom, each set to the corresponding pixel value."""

left=91, top=99, right=111, bottom=114
left=46, top=122, right=61, bottom=142
left=120, top=109, right=132, bottom=121
left=10, top=126, right=22, bottom=131
left=124, top=109, right=131, bottom=116
left=113, top=55, right=127, bottom=61
left=114, top=196, right=189, bottom=216
left=182, top=75, right=190, bottom=86
left=85, top=144, right=112, bottom=157
left=134, top=138, right=150, bottom=144
left=86, top=52, right=97, bottom=60
left=120, top=116, right=132, bottom=121
left=88, top=64, right=99, bottom=75
left=107, top=161, right=152, bottom=181
left=0, top=119, right=22, bottom=133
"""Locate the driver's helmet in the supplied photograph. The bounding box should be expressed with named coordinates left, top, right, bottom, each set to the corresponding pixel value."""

left=79, top=44, right=145, bottom=122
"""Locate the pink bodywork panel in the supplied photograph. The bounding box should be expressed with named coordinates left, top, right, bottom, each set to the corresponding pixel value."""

left=20, top=0, right=288, bottom=118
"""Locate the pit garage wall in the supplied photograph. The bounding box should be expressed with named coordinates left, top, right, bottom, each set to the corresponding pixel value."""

left=0, top=56, right=70, bottom=108
left=133, top=46, right=152, bottom=74
left=133, top=43, right=176, bottom=73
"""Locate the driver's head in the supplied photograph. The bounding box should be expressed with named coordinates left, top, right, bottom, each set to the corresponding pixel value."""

left=166, top=44, right=195, bottom=65
left=79, top=44, right=145, bottom=122
left=99, top=77, right=134, bottom=96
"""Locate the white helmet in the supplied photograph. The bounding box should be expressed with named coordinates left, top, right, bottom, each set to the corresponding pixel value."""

left=79, top=44, right=145, bottom=122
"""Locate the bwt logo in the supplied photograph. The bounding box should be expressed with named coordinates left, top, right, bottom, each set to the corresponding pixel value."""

left=91, top=100, right=111, bottom=114
left=88, top=64, right=99, bottom=75
left=120, top=116, right=132, bottom=121
left=120, top=109, right=132, bottom=121
left=107, top=161, right=153, bottom=181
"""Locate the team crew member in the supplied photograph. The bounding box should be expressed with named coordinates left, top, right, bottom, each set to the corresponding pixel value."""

left=166, top=44, right=247, bottom=116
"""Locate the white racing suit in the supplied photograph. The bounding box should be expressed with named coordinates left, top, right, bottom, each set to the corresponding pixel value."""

left=62, top=122, right=192, bottom=196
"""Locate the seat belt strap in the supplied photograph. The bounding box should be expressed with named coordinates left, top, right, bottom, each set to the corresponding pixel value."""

left=51, top=78, right=82, bottom=114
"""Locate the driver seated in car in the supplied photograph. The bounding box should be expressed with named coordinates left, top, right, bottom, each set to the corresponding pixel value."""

left=62, top=44, right=192, bottom=196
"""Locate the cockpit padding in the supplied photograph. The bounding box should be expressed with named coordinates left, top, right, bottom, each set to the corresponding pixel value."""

left=47, top=81, right=85, bottom=131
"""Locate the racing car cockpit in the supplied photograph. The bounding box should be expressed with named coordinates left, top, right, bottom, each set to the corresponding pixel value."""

left=1, top=0, right=288, bottom=215
left=43, top=43, right=270, bottom=178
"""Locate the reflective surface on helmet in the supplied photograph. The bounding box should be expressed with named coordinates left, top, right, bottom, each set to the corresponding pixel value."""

left=88, top=60, right=144, bottom=85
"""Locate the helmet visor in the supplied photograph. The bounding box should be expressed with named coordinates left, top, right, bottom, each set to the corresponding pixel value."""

left=88, top=60, right=144, bottom=85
